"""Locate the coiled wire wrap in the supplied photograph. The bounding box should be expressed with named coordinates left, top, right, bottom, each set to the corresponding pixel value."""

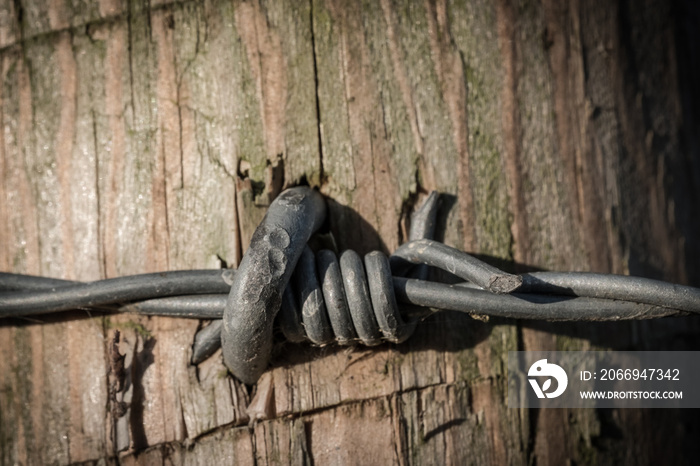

left=278, top=247, right=417, bottom=346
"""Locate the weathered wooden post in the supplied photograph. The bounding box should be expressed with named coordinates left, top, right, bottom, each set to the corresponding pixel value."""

left=1, top=0, right=699, bottom=464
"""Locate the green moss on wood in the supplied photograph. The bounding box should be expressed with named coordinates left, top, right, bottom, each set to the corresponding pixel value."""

left=106, top=317, right=153, bottom=339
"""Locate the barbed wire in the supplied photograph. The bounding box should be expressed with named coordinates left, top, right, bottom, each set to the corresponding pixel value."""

left=1, top=187, right=698, bottom=384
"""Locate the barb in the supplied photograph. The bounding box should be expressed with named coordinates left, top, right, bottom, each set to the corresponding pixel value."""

left=2, top=188, right=700, bottom=386
left=391, top=239, right=522, bottom=293
left=221, top=186, right=327, bottom=385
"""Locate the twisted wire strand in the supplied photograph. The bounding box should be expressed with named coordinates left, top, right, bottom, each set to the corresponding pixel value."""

left=520, top=272, right=700, bottom=314
left=2, top=242, right=698, bottom=322
left=0, top=270, right=234, bottom=317
left=393, top=277, right=688, bottom=321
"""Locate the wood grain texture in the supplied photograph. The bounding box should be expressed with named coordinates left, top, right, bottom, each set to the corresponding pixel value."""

left=1, top=0, right=699, bottom=464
